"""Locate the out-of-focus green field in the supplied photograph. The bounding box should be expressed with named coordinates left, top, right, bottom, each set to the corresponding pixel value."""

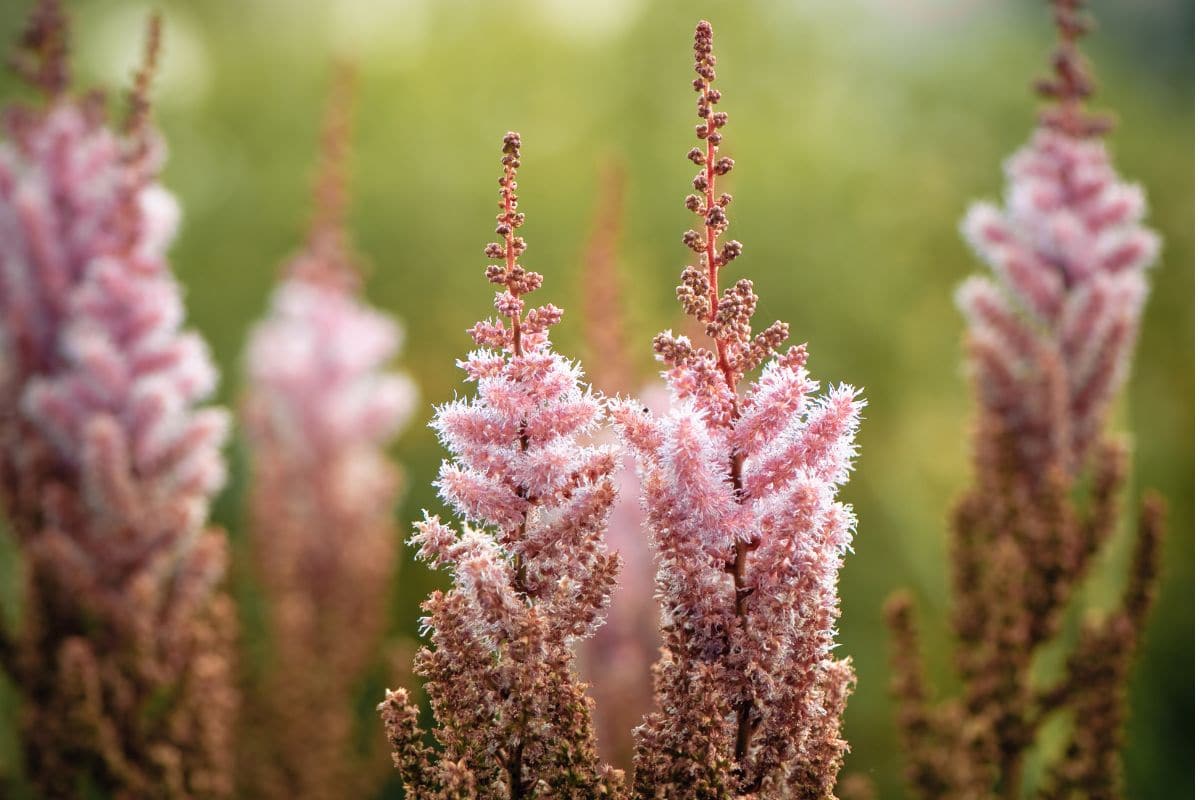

left=0, top=1, right=1192, bottom=797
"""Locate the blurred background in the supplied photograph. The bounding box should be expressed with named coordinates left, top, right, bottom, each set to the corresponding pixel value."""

left=0, top=0, right=1192, bottom=796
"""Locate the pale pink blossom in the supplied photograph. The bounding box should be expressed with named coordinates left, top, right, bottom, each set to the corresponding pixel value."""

left=958, top=127, right=1158, bottom=473
left=379, top=132, right=624, bottom=797
left=0, top=7, right=235, bottom=795
left=238, top=65, right=416, bottom=800
left=611, top=21, right=864, bottom=797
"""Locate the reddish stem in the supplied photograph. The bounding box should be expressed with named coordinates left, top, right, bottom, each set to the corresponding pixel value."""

left=698, top=69, right=755, bottom=770
left=501, top=163, right=524, bottom=358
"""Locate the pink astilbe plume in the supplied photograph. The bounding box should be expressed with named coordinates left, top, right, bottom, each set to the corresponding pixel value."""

left=610, top=21, right=864, bottom=798
left=0, top=4, right=236, bottom=796
left=956, top=3, right=1159, bottom=474
left=238, top=65, right=416, bottom=800
left=378, top=133, right=625, bottom=798
left=885, top=4, right=1165, bottom=799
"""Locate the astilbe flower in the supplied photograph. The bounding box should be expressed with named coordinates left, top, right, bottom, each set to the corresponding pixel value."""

left=378, top=132, right=625, bottom=798
left=884, top=3, right=1165, bottom=799
left=238, top=65, right=416, bottom=800
left=574, top=162, right=662, bottom=773
left=610, top=21, right=864, bottom=798
left=0, top=4, right=236, bottom=796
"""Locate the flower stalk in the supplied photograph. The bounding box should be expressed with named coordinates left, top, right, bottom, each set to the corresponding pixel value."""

left=238, top=63, right=416, bottom=800
left=378, top=132, right=624, bottom=798
left=613, top=20, right=864, bottom=798
left=0, top=4, right=236, bottom=795
left=885, top=3, right=1165, bottom=798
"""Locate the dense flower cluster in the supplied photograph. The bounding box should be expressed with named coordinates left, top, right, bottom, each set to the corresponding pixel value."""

left=956, top=84, right=1158, bottom=475
left=886, top=3, right=1164, bottom=799
left=379, top=132, right=624, bottom=798
left=239, top=66, right=416, bottom=800
left=0, top=3, right=236, bottom=796
left=611, top=21, right=863, bottom=798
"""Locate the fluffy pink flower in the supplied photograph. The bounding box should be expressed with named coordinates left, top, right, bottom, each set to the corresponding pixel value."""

left=886, top=6, right=1166, bottom=799
left=238, top=66, right=416, bottom=800
left=379, top=132, right=624, bottom=797
left=0, top=6, right=235, bottom=796
left=958, top=117, right=1158, bottom=474
left=612, top=21, right=863, bottom=798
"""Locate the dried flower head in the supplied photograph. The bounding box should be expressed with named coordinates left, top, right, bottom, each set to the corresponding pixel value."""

left=239, top=64, right=416, bottom=800
left=611, top=21, right=863, bottom=798
left=0, top=4, right=235, bottom=795
left=886, top=4, right=1165, bottom=798
left=379, top=133, right=624, bottom=798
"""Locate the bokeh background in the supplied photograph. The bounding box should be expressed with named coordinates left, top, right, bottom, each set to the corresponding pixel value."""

left=0, top=0, right=1192, bottom=797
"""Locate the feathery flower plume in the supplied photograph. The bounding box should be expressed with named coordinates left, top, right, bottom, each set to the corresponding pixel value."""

left=0, top=4, right=236, bottom=795
left=378, top=132, right=625, bottom=798
left=574, top=162, right=661, bottom=772
left=610, top=21, right=864, bottom=798
left=238, top=64, right=416, bottom=800
left=885, top=4, right=1164, bottom=798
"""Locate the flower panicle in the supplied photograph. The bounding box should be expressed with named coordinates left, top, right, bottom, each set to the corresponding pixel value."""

left=670, top=21, right=795, bottom=425
left=380, top=133, right=623, bottom=797
left=887, top=4, right=1166, bottom=798
left=957, top=0, right=1159, bottom=476
left=0, top=5, right=236, bottom=795
left=7, top=0, right=69, bottom=97
left=239, top=64, right=415, bottom=799
left=613, top=21, right=863, bottom=797
left=476, top=131, right=560, bottom=358
left=123, top=11, right=161, bottom=145
left=288, top=60, right=361, bottom=292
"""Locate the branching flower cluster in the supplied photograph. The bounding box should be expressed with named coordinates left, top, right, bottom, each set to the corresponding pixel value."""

left=378, top=133, right=624, bottom=799
left=885, top=3, right=1165, bottom=799
left=239, top=66, right=416, bottom=800
left=0, top=3, right=236, bottom=796
left=611, top=21, right=863, bottom=798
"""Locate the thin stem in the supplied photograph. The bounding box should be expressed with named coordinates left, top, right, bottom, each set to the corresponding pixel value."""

left=697, top=63, right=756, bottom=770
left=508, top=737, right=527, bottom=800
left=502, top=162, right=524, bottom=358
left=999, top=752, right=1024, bottom=800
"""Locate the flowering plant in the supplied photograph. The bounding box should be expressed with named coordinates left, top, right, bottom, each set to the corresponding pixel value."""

left=611, top=21, right=864, bottom=798
left=379, top=132, right=624, bottom=798
left=239, top=66, right=415, bottom=800
left=0, top=3, right=235, bottom=795
left=886, top=3, right=1164, bottom=798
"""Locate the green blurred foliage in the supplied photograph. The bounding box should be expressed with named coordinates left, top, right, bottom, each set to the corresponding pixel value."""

left=0, top=0, right=1191, bottom=797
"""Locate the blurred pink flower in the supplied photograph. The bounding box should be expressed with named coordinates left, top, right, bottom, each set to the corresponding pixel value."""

left=0, top=6, right=236, bottom=796
left=958, top=127, right=1158, bottom=474
left=238, top=66, right=416, bottom=800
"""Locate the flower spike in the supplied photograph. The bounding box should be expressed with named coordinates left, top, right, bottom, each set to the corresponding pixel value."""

left=614, top=20, right=864, bottom=798
left=379, top=134, right=625, bottom=797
